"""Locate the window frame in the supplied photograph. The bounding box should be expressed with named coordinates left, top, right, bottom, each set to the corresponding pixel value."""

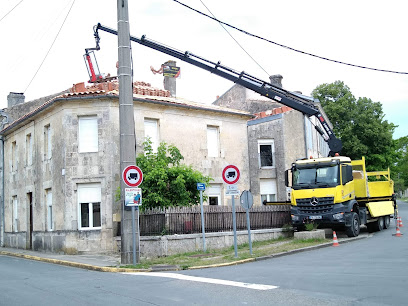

left=44, top=124, right=52, bottom=160
left=258, top=139, right=275, bottom=169
left=77, top=184, right=101, bottom=230
left=46, top=189, right=53, bottom=231
left=26, top=133, right=33, bottom=166
left=11, top=141, right=17, bottom=171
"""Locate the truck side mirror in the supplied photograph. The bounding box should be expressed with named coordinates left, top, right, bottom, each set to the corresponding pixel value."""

left=285, top=169, right=291, bottom=187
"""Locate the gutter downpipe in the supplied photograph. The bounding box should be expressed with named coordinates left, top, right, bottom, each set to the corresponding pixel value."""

left=0, top=135, right=4, bottom=246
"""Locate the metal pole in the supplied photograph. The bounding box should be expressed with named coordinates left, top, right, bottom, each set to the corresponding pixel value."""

left=131, top=206, right=136, bottom=265
left=200, top=190, right=206, bottom=252
left=246, top=209, right=252, bottom=255
left=231, top=195, right=238, bottom=258
left=118, top=0, right=137, bottom=265
left=136, top=206, right=140, bottom=263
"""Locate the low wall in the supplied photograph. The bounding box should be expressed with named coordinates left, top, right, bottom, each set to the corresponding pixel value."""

left=118, top=228, right=293, bottom=258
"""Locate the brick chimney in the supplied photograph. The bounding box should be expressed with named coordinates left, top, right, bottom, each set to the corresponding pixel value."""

left=269, top=74, right=283, bottom=88
left=163, top=60, right=177, bottom=97
left=7, top=92, right=25, bottom=108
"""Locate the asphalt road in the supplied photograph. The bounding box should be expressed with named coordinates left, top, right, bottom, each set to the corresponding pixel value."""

left=1, top=201, right=407, bottom=306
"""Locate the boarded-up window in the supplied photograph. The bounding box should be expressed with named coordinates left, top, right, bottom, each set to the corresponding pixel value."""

left=207, top=126, right=219, bottom=157
left=144, top=119, right=159, bottom=153
left=79, top=117, right=98, bottom=153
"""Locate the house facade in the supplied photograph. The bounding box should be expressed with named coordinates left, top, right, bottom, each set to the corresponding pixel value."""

left=214, top=76, right=331, bottom=204
left=0, top=81, right=252, bottom=253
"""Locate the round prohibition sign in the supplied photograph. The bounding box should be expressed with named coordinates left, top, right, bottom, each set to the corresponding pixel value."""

left=122, top=165, right=143, bottom=187
left=222, top=165, right=240, bottom=185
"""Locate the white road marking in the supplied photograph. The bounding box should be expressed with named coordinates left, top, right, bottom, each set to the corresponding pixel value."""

left=122, top=272, right=278, bottom=290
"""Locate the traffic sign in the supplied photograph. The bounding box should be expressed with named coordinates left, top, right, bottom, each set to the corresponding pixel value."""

left=122, top=165, right=143, bottom=187
left=240, top=190, right=254, bottom=210
left=222, top=165, right=240, bottom=185
left=197, top=183, right=206, bottom=191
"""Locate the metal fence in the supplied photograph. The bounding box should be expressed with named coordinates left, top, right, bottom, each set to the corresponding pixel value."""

left=139, top=205, right=291, bottom=236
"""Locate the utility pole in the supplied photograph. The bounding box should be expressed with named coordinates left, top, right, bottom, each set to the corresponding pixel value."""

left=118, top=0, right=138, bottom=264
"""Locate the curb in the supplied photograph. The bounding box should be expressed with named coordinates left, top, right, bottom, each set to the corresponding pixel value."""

left=0, top=234, right=369, bottom=272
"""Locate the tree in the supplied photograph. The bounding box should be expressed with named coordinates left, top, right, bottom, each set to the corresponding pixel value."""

left=392, top=136, right=408, bottom=194
left=312, top=81, right=397, bottom=171
left=135, top=139, right=212, bottom=209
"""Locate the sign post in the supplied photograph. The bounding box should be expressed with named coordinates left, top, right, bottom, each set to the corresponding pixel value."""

left=123, top=165, right=143, bottom=266
left=222, top=165, right=240, bottom=258
left=197, top=183, right=206, bottom=252
left=240, top=190, right=254, bottom=255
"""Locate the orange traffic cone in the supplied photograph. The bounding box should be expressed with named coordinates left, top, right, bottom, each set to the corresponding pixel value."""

left=399, top=217, right=404, bottom=227
left=332, top=231, right=339, bottom=246
left=394, top=227, right=402, bottom=237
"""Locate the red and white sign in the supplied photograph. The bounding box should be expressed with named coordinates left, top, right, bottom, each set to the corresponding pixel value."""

left=222, top=165, right=240, bottom=185
left=122, top=165, right=143, bottom=187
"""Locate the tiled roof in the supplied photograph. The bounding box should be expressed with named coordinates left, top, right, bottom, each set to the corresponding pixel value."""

left=1, top=80, right=251, bottom=134
left=252, top=106, right=293, bottom=120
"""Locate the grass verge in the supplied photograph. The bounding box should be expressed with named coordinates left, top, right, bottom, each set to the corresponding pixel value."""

left=121, top=236, right=330, bottom=270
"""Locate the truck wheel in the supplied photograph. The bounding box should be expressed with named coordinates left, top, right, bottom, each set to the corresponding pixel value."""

left=373, top=217, right=384, bottom=231
left=346, top=212, right=360, bottom=237
left=383, top=216, right=390, bottom=229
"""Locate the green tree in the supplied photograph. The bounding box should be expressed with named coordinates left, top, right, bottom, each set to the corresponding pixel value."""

left=135, top=139, right=211, bottom=209
left=312, top=81, right=397, bottom=171
left=392, top=136, right=408, bottom=193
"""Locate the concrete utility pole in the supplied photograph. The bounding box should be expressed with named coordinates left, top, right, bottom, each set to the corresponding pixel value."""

left=118, top=0, right=138, bottom=264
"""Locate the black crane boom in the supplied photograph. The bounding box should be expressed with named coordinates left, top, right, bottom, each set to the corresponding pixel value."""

left=94, top=23, right=342, bottom=155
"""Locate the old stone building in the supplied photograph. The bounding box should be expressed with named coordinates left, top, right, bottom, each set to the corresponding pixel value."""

left=0, top=80, right=252, bottom=253
left=214, top=75, right=331, bottom=204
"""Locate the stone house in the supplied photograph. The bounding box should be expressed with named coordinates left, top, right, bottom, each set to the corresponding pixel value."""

left=0, top=80, right=252, bottom=253
left=214, top=75, right=331, bottom=204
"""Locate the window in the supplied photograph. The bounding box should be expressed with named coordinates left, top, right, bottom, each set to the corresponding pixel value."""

left=44, top=124, right=52, bottom=159
left=11, top=141, right=17, bottom=171
left=26, top=133, right=33, bottom=166
left=144, top=119, right=159, bottom=153
left=79, top=117, right=98, bottom=152
left=12, top=196, right=18, bottom=232
left=207, top=126, right=219, bottom=157
left=258, top=139, right=274, bottom=168
left=207, top=184, right=221, bottom=205
left=260, top=179, right=277, bottom=204
left=46, top=189, right=53, bottom=231
left=78, top=184, right=101, bottom=230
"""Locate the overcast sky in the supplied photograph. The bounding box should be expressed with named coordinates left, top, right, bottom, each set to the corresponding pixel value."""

left=1, top=0, right=407, bottom=138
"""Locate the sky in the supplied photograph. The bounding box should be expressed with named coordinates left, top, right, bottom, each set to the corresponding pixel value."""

left=1, top=0, right=407, bottom=138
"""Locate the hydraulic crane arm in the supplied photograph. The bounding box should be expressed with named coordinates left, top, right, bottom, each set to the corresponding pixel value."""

left=94, top=23, right=342, bottom=155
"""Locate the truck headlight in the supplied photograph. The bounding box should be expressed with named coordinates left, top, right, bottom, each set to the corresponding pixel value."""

left=291, top=214, right=300, bottom=221
left=333, top=212, right=344, bottom=220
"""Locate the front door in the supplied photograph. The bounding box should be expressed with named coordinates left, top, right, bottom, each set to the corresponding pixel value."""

left=27, top=192, right=33, bottom=249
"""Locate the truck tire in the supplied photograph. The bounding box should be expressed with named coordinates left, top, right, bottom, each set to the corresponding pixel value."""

left=346, top=212, right=360, bottom=237
left=373, top=216, right=384, bottom=232
left=383, top=216, right=390, bottom=229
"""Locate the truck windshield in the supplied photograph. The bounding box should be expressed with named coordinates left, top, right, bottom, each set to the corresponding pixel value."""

left=293, top=165, right=339, bottom=189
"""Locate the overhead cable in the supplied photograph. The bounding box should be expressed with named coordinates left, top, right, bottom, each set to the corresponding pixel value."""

left=172, top=0, right=408, bottom=75
left=24, top=0, right=76, bottom=94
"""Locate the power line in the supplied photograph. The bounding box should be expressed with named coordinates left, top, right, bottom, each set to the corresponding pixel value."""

left=198, top=0, right=270, bottom=78
left=24, top=0, right=76, bottom=94
left=0, top=0, right=24, bottom=23
left=172, top=0, right=408, bottom=75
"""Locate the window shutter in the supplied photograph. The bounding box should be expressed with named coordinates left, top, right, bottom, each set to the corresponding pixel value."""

left=79, top=117, right=98, bottom=152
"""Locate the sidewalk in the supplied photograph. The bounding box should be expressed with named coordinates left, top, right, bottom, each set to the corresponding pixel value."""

left=0, top=232, right=369, bottom=272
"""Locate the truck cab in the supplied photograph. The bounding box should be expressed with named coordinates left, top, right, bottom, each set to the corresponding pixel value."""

left=288, top=156, right=361, bottom=236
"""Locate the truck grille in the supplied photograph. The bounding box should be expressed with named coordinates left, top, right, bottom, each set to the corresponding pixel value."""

left=296, top=197, right=334, bottom=215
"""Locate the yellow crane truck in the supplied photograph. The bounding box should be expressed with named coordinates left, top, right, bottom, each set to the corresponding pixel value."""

left=287, top=156, right=397, bottom=237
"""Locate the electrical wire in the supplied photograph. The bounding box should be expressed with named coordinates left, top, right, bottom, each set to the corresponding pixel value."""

left=24, top=0, right=76, bottom=94
left=172, top=0, right=408, bottom=75
left=198, top=0, right=270, bottom=78
left=0, top=0, right=24, bottom=23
